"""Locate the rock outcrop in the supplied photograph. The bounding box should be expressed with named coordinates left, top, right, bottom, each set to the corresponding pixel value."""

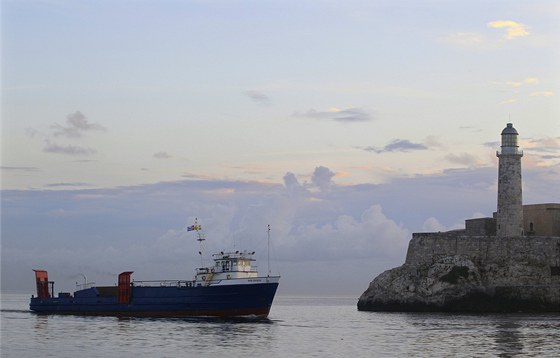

left=358, top=233, right=560, bottom=312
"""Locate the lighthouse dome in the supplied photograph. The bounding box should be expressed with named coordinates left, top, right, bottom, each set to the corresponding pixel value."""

left=500, top=123, right=520, bottom=149
left=501, top=123, right=518, bottom=135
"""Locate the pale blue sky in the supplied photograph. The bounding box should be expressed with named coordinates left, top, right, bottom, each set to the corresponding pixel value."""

left=3, top=0, right=558, bottom=189
left=1, top=0, right=559, bottom=294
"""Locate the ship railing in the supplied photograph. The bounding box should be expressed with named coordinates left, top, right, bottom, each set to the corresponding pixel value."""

left=75, top=282, right=96, bottom=290
left=211, top=251, right=256, bottom=260
left=196, top=268, right=259, bottom=275
left=132, top=279, right=195, bottom=288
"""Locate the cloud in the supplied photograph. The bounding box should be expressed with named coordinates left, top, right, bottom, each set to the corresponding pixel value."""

left=530, top=91, right=554, bottom=97
left=459, top=126, right=483, bottom=133
left=488, top=136, right=560, bottom=161
left=278, top=205, right=410, bottom=262
left=441, top=32, right=483, bottom=47
left=244, top=90, right=270, bottom=105
left=444, top=153, right=480, bottom=166
left=294, top=107, right=373, bottom=122
left=43, top=140, right=96, bottom=155
left=491, top=77, right=540, bottom=88
left=443, top=21, right=530, bottom=49
left=283, top=172, right=307, bottom=197
left=422, top=217, right=447, bottom=232
left=500, top=99, right=517, bottom=104
left=424, top=136, right=444, bottom=148
left=0, top=166, right=39, bottom=172
left=525, top=137, right=560, bottom=157
left=73, top=159, right=97, bottom=163
left=524, top=77, right=539, bottom=84
left=364, top=139, right=428, bottom=154
left=483, top=141, right=500, bottom=148
left=506, top=81, right=522, bottom=87
left=52, top=111, right=106, bottom=138
left=153, top=152, right=171, bottom=159
left=44, top=182, right=91, bottom=188
left=2, top=163, right=558, bottom=294
left=487, top=20, right=529, bottom=40
left=311, top=166, right=335, bottom=192
left=509, top=77, right=539, bottom=87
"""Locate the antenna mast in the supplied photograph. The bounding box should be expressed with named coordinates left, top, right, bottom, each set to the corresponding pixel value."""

left=267, top=224, right=271, bottom=276
left=188, top=218, right=205, bottom=267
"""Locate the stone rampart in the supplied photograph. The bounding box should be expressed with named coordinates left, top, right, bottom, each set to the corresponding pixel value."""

left=406, top=233, right=560, bottom=268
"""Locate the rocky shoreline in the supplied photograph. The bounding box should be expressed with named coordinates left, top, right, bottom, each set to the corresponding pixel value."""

left=358, top=234, right=560, bottom=312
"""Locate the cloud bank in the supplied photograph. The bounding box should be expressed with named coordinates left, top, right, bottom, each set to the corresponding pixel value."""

left=2, top=159, right=558, bottom=295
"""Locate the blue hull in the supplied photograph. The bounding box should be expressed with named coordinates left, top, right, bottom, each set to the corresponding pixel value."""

left=30, top=282, right=279, bottom=317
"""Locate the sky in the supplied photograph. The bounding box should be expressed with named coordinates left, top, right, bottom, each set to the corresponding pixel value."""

left=1, top=0, right=559, bottom=296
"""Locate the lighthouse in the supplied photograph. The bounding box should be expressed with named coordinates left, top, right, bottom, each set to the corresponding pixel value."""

left=496, top=123, right=524, bottom=237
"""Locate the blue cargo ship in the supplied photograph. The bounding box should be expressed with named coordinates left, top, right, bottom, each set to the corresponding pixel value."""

left=30, top=224, right=280, bottom=317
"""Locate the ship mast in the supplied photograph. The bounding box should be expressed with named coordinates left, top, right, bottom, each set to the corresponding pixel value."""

left=267, top=224, right=271, bottom=277
left=187, top=218, right=205, bottom=267
left=196, top=219, right=205, bottom=267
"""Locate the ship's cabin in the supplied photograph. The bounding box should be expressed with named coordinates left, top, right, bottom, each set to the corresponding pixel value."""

left=214, top=251, right=254, bottom=272
left=195, top=250, right=258, bottom=285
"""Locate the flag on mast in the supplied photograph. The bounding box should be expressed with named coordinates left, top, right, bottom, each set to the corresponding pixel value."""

left=187, top=224, right=202, bottom=231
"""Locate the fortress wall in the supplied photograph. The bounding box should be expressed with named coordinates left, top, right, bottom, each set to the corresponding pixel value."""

left=406, top=233, right=560, bottom=273
left=524, top=204, right=560, bottom=236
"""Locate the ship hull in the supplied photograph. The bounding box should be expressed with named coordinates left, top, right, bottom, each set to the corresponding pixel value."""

left=30, top=280, right=279, bottom=318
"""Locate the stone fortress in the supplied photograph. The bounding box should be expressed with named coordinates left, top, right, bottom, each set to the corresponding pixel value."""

left=358, top=124, right=560, bottom=312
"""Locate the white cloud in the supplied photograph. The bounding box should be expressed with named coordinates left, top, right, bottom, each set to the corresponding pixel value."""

left=500, top=99, right=518, bottom=104
left=530, top=91, right=554, bottom=97
left=422, top=217, right=447, bottom=232
left=487, top=20, right=529, bottom=40
left=524, top=77, right=539, bottom=84
left=277, top=205, right=409, bottom=262
left=443, top=21, right=530, bottom=49
left=492, top=77, right=540, bottom=88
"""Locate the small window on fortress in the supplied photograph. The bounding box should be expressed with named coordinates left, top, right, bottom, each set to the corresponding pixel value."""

left=530, top=222, right=534, bottom=231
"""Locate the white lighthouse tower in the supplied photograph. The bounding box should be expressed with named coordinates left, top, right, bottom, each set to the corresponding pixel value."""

left=496, top=123, right=524, bottom=237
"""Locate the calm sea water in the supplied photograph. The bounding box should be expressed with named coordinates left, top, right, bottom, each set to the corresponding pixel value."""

left=1, top=293, right=559, bottom=357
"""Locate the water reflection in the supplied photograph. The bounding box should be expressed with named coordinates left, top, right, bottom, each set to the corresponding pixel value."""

left=33, top=315, right=50, bottom=339
left=494, top=319, right=524, bottom=357
left=3, top=294, right=559, bottom=358
left=188, top=317, right=276, bottom=353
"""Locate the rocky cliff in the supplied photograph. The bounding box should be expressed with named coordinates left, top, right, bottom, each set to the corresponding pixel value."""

left=358, top=233, right=560, bottom=312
